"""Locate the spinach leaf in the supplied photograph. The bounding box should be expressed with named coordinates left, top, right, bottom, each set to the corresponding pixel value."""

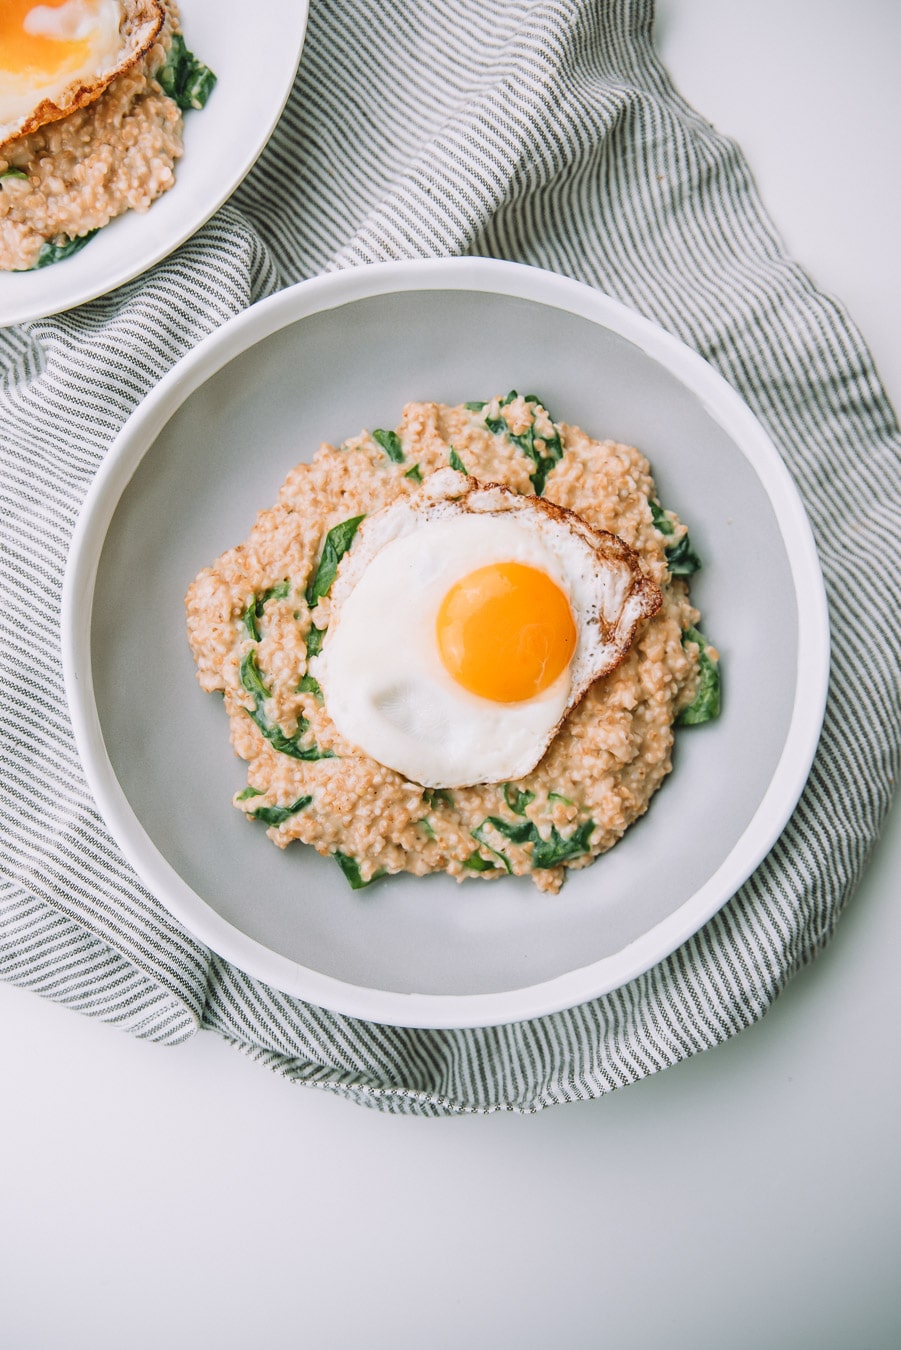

left=404, top=464, right=423, bottom=484
left=462, top=852, right=497, bottom=873
left=262, top=714, right=330, bottom=759
left=470, top=823, right=513, bottom=874
left=239, top=649, right=270, bottom=702
left=479, top=814, right=596, bottom=869
left=422, top=787, right=454, bottom=808
left=242, top=578, right=290, bottom=640
left=1, top=168, right=28, bottom=182
left=649, top=499, right=702, bottom=576
left=235, top=785, right=264, bottom=802
left=249, top=795, right=312, bottom=827
left=677, top=627, right=721, bottom=725
left=531, top=819, right=595, bottom=869
left=157, top=33, right=217, bottom=110
left=547, top=791, right=573, bottom=806
left=305, top=623, right=326, bottom=658
left=449, top=446, right=468, bottom=474
left=240, top=649, right=334, bottom=760
left=464, top=400, right=486, bottom=411
left=373, top=428, right=405, bottom=463
left=479, top=816, right=533, bottom=847
left=334, top=851, right=383, bottom=889
left=666, top=534, right=703, bottom=576
left=503, top=783, right=535, bottom=816
left=249, top=705, right=334, bottom=760
left=484, top=391, right=564, bottom=495
left=34, top=230, right=98, bottom=269
left=648, top=499, right=674, bottom=537
left=297, top=673, right=322, bottom=700
left=305, top=514, right=365, bottom=607
left=416, top=818, right=436, bottom=840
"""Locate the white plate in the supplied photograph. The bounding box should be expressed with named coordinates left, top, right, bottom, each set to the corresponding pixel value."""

left=0, top=0, right=308, bottom=326
left=62, top=258, right=830, bottom=1028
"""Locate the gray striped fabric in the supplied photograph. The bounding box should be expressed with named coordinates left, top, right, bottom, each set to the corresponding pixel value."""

left=1, top=0, right=899, bottom=1114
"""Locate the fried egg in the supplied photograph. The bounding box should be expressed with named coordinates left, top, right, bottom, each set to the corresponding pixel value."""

left=0, top=0, right=164, bottom=150
left=313, top=469, right=661, bottom=788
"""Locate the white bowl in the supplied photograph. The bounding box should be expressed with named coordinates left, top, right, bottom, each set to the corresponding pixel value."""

left=62, top=258, right=830, bottom=1027
left=0, top=0, right=309, bottom=325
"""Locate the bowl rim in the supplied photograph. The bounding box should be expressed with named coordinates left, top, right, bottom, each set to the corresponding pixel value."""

left=62, top=257, right=831, bottom=1028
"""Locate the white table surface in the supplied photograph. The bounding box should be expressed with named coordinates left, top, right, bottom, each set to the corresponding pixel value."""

left=2, top=3, right=899, bottom=1347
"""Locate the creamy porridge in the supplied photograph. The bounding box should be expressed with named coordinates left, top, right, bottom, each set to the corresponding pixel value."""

left=186, top=395, right=721, bottom=894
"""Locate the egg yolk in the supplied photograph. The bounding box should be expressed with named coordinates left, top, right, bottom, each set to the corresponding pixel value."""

left=436, top=561, right=577, bottom=703
left=0, top=2, right=94, bottom=79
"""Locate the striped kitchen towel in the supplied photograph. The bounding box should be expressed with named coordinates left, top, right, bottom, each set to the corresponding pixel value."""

left=1, top=0, right=899, bottom=1114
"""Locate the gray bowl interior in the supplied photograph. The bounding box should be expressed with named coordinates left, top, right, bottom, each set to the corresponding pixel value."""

left=91, top=289, right=795, bottom=996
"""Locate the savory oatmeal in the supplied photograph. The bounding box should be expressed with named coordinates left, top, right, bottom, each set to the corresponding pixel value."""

left=0, top=1, right=215, bottom=272
left=186, top=395, right=720, bottom=895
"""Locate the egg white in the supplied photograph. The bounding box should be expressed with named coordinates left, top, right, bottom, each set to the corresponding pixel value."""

left=315, top=513, right=576, bottom=787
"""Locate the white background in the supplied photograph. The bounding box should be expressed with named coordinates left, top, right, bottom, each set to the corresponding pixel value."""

left=2, top=2, right=900, bottom=1347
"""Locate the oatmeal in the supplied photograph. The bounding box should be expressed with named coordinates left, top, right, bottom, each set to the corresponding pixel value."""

left=0, top=1, right=215, bottom=272
left=185, top=395, right=721, bottom=894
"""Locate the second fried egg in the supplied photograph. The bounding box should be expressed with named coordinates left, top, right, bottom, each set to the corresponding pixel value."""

left=0, top=0, right=163, bottom=148
left=312, top=469, right=661, bottom=788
